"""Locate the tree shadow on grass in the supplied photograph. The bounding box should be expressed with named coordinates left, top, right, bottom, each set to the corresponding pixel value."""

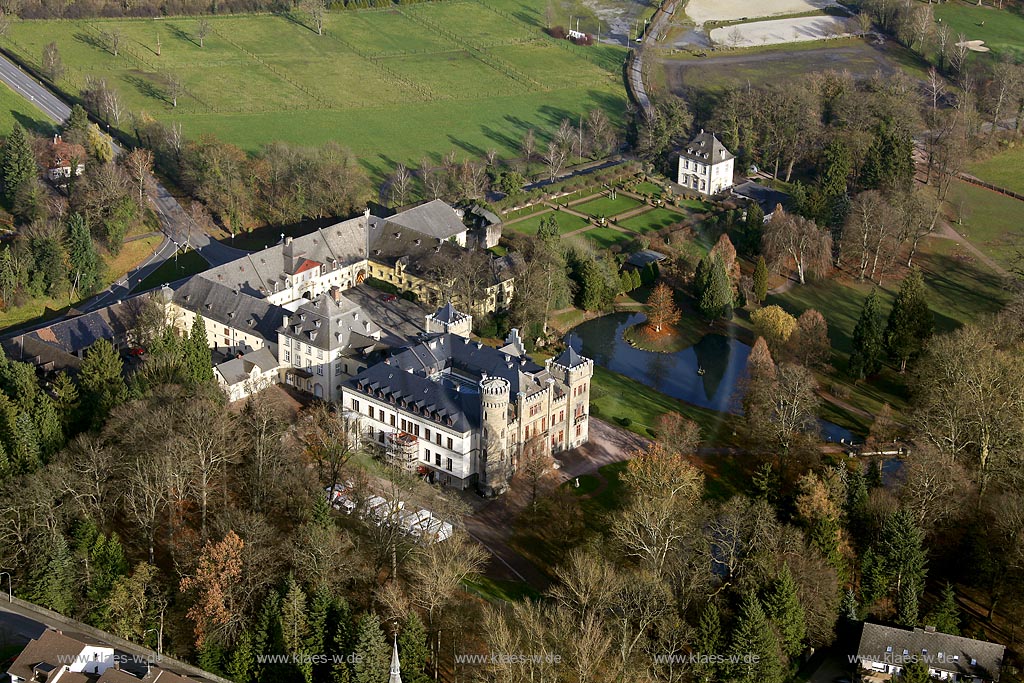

left=73, top=31, right=110, bottom=55
left=125, top=74, right=169, bottom=106
left=480, top=124, right=519, bottom=153
left=447, top=135, right=487, bottom=160
left=12, top=110, right=56, bottom=136
left=164, top=23, right=199, bottom=48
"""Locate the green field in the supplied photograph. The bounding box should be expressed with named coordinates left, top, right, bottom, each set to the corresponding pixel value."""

left=947, top=180, right=1024, bottom=271
left=0, top=81, right=56, bottom=135
left=932, top=1, right=1024, bottom=63
left=573, top=194, right=644, bottom=217
left=572, top=226, right=633, bottom=249
left=1, top=4, right=626, bottom=174
left=137, top=248, right=210, bottom=290
left=618, top=207, right=686, bottom=233
left=507, top=210, right=590, bottom=236
left=967, top=145, right=1024, bottom=196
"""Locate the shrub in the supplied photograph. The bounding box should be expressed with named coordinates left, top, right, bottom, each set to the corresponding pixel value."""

left=617, top=416, right=632, bottom=427
left=590, top=404, right=601, bottom=417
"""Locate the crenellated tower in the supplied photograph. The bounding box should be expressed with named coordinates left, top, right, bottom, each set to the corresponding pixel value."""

left=478, top=374, right=511, bottom=496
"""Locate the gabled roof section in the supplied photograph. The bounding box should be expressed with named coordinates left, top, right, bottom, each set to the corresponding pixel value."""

left=432, top=302, right=467, bottom=325
left=7, top=629, right=101, bottom=682
left=278, top=292, right=381, bottom=352
left=857, top=623, right=1006, bottom=681
left=681, top=131, right=733, bottom=163
left=384, top=199, right=466, bottom=241
left=172, top=278, right=287, bottom=345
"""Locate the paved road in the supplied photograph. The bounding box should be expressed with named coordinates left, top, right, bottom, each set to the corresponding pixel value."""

left=0, top=51, right=247, bottom=319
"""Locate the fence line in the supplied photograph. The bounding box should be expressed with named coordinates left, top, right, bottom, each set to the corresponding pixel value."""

left=956, top=173, right=1024, bottom=203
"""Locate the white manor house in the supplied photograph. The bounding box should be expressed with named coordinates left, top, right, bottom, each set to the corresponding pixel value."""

left=677, top=130, right=735, bottom=196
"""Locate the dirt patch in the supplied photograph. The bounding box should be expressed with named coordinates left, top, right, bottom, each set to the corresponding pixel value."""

left=683, top=0, right=836, bottom=26
left=709, top=15, right=859, bottom=48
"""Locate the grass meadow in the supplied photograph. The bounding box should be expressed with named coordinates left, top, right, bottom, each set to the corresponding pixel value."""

left=947, top=179, right=1024, bottom=271
left=1, top=0, right=627, bottom=174
left=967, top=144, right=1024, bottom=196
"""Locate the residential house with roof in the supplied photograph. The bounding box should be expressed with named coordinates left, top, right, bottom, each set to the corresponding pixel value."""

left=677, top=130, right=735, bottom=196
left=366, top=214, right=515, bottom=315
left=341, top=303, right=594, bottom=494
left=278, top=288, right=386, bottom=401
left=856, top=623, right=1006, bottom=683
left=165, top=279, right=286, bottom=357
left=7, top=628, right=115, bottom=682
left=46, top=135, right=86, bottom=184
left=214, top=347, right=279, bottom=402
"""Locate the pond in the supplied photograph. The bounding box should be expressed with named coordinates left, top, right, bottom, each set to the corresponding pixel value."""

left=567, top=312, right=857, bottom=442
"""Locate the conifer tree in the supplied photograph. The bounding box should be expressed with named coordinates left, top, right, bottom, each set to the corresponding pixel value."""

left=729, top=593, right=783, bottom=683
left=65, top=104, right=91, bottom=145
left=227, top=628, right=256, bottom=683
left=925, top=583, right=961, bottom=635
left=352, top=613, right=389, bottom=683
left=753, top=255, right=768, bottom=304
left=848, top=289, right=884, bottom=379
left=0, top=246, right=17, bottom=309
left=2, top=124, right=36, bottom=205
left=28, top=532, right=75, bottom=614
left=185, top=314, right=215, bottom=384
left=397, top=612, right=431, bottom=683
left=66, top=213, right=101, bottom=297
left=279, top=576, right=312, bottom=683
left=694, top=601, right=721, bottom=683
left=620, top=271, right=633, bottom=294
left=79, top=339, right=128, bottom=429
left=885, top=269, right=933, bottom=372
left=51, top=371, right=80, bottom=435
left=765, top=564, right=806, bottom=660
left=697, top=252, right=731, bottom=320
left=32, top=392, right=64, bottom=459
left=12, top=411, right=40, bottom=473
left=872, top=509, right=928, bottom=626
left=630, top=268, right=642, bottom=291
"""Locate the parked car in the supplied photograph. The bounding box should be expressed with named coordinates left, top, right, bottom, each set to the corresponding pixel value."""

left=127, top=347, right=146, bottom=357
left=382, top=294, right=397, bottom=302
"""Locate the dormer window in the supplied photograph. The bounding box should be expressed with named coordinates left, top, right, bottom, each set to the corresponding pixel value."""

left=393, top=232, right=401, bottom=238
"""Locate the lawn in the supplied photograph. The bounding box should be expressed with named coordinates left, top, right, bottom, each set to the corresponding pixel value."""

left=932, top=0, right=1024, bottom=63
left=573, top=193, right=644, bottom=218
left=589, top=365, right=741, bottom=447
left=1, top=6, right=627, bottom=179
left=137, top=248, right=210, bottom=290
left=968, top=145, right=1024, bottom=196
left=618, top=207, right=687, bottom=234
left=572, top=226, right=634, bottom=249
left=947, top=180, right=1024, bottom=271
left=631, top=181, right=665, bottom=196
left=506, top=210, right=590, bottom=236
left=764, top=236, right=1010, bottom=425
left=0, top=81, right=56, bottom=136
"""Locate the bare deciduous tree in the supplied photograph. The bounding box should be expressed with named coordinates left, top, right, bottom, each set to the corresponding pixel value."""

left=196, top=18, right=210, bottom=47
left=762, top=205, right=833, bottom=285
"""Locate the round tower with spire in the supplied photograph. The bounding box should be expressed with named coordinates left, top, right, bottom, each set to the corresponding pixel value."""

left=479, top=374, right=511, bottom=496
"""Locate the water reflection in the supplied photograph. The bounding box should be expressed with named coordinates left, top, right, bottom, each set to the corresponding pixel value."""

left=566, top=312, right=857, bottom=442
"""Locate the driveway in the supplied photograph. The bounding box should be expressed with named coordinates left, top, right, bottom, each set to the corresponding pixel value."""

left=463, top=418, right=648, bottom=589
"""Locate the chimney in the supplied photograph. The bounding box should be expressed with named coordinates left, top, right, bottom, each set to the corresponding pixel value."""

left=925, top=625, right=937, bottom=633
left=330, top=286, right=342, bottom=303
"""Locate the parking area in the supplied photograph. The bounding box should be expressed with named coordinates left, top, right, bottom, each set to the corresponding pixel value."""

left=683, top=0, right=836, bottom=25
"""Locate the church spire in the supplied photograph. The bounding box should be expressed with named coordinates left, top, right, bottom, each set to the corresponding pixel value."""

left=389, top=634, right=402, bottom=683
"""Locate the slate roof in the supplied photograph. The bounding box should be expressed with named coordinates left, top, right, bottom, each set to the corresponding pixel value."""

left=98, top=668, right=148, bottom=683
left=731, top=180, right=789, bottom=216
left=625, top=249, right=668, bottom=269
left=197, top=214, right=367, bottom=296
left=171, top=278, right=287, bottom=346
left=7, top=629, right=108, bottom=682
left=24, top=301, right=135, bottom=355
left=680, top=131, right=733, bottom=164
left=432, top=302, right=468, bottom=325
left=278, top=292, right=381, bottom=352
left=215, top=347, right=278, bottom=385
left=2, top=335, right=82, bottom=374
left=552, top=344, right=588, bottom=370
left=382, top=200, right=467, bottom=241
left=857, top=623, right=1005, bottom=681
left=346, top=334, right=551, bottom=432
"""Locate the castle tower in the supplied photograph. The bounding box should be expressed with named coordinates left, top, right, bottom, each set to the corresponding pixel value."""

left=389, top=635, right=402, bottom=683
left=479, top=375, right=511, bottom=496
left=548, top=345, right=595, bottom=450
left=425, top=302, right=472, bottom=338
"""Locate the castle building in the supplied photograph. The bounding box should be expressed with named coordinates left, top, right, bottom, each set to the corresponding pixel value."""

left=340, top=304, right=594, bottom=495
left=677, top=130, right=735, bottom=196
